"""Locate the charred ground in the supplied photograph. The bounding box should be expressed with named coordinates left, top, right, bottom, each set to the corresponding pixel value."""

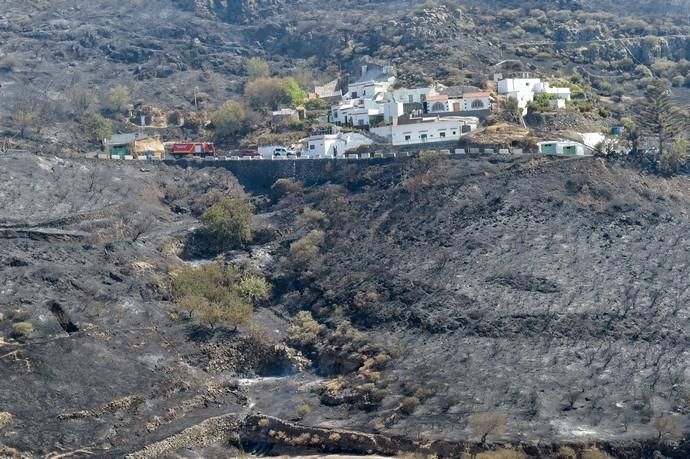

left=2, top=153, right=690, bottom=457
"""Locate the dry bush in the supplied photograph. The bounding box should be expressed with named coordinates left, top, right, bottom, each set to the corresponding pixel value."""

left=296, top=404, right=311, bottom=419
left=287, top=311, right=326, bottom=347
left=654, top=415, right=684, bottom=442
left=469, top=412, right=508, bottom=443
left=289, top=229, right=325, bottom=265
left=271, top=178, right=304, bottom=202
left=476, top=449, right=527, bottom=459
left=0, top=55, right=18, bottom=71
left=0, top=412, right=11, bottom=429
left=400, top=396, right=420, bottom=415
left=557, top=446, right=577, bottom=459
left=581, top=448, right=612, bottom=459
left=299, top=207, right=330, bottom=228
left=11, top=322, right=33, bottom=339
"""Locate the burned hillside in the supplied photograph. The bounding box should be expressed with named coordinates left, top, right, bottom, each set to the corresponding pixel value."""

left=2, top=153, right=690, bottom=457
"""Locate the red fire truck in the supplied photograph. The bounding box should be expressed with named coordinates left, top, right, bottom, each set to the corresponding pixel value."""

left=168, top=142, right=216, bottom=158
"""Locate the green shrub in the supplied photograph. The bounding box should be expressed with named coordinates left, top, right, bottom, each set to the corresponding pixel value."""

left=82, top=112, right=113, bottom=142
left=199, top=197, right=253, bottom=252
left=211, top=100, right=249, bottom=141
left=270, top=178, right=304, bottom=202
left=289, top=230, right=325, bottom=265
left=237, top=275, right=271, bottom=302
left=108, top=84, right=131, bottom=113
left=171, top=263, right=254, bottom=329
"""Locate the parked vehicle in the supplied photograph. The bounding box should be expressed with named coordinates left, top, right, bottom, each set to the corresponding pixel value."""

left=168, top=142, right=216, bottom=158
left=258, top=145, right=298, bottom=158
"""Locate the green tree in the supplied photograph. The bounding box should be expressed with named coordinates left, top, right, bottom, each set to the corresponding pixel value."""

left=244, top=77, right=306, bottom=111
left=171, top=263, right=255, bottom=330
left=503, top=96, right=522, bottom=123
left=200, top=197, right=253, bottom=252
left=108, top=84, right=131, bottom=113
left=82, top=112, right=112, bottom=143
left=658, top=138, right=689, bottom=175
left=245, top=57, right=270, bottom=79
left=638, top=80, right=685, bottom=156
left=211, top=100, right=249, bottom=141
left=282, top=77, right=306, bottom=107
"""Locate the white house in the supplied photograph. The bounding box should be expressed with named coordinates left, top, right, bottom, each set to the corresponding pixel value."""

left=498, top=74, right=571, bottom=115
left=331, top=98, right=382, bottom=125
left=370, top=115, right=478, bottom=146
left=346, top=64, right=395, bottom=101
left=538, top=141, right=586, bottom=156
left=461, top=92, right=492, bottom=111
left=304, top=129, right=373, bottom=157
left=425, top=92, right=493, bottom=114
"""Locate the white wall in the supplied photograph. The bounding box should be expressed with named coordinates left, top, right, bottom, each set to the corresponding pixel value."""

left=498, top=78, right=542, bottom=94
left=384, top=101, right=404, bottom=123
left=306, top=133, right=373, bottom=157
left=462, top=95, right=491, bottom=111
left=371, top=118, right=474, bottom=146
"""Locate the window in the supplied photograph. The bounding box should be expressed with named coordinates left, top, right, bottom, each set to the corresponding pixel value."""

left=409, top=95, right=414, bottom=103
left=471, top=99, right=485, bottom=109
left=420, top=94, right=426, bottom=103
left=420, top=134, right=428, bottom=140
left=452, top=131, right=457, bottom=135
left=358, top=119, right=364, bottom=126
left=440, top=132, right=446, bottom=138
left=310, top=144, right=315, bottom=150
left=431, top=102, right=445, bottom=112
left=405, top=135, right=411, bottom=141
left=352, top=92, right=358, bottom=98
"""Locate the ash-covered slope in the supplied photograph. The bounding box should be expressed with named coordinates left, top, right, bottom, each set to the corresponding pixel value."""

left=267, top=156, right=690, bottom=448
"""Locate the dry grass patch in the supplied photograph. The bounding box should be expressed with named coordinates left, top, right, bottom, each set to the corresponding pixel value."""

left=0, top=412, right=12, bottom=429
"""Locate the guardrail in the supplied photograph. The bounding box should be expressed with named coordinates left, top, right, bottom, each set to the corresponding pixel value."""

left=97, top=148, right=590, bottom=162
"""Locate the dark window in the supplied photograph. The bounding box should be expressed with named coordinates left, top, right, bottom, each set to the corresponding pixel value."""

left=431, top=102, right=445, bottom=112
left=440, top=132, right=446, bottom=138
left=405, top=135, right=411, bottom=141
left=471, top=99, right=485, bottom=109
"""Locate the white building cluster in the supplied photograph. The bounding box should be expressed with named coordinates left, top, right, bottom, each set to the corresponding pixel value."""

left=305, top=64, right=487, bottom=155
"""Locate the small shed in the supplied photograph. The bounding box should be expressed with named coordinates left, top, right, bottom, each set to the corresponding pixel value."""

left=104, top=133, right=165, bottom=159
